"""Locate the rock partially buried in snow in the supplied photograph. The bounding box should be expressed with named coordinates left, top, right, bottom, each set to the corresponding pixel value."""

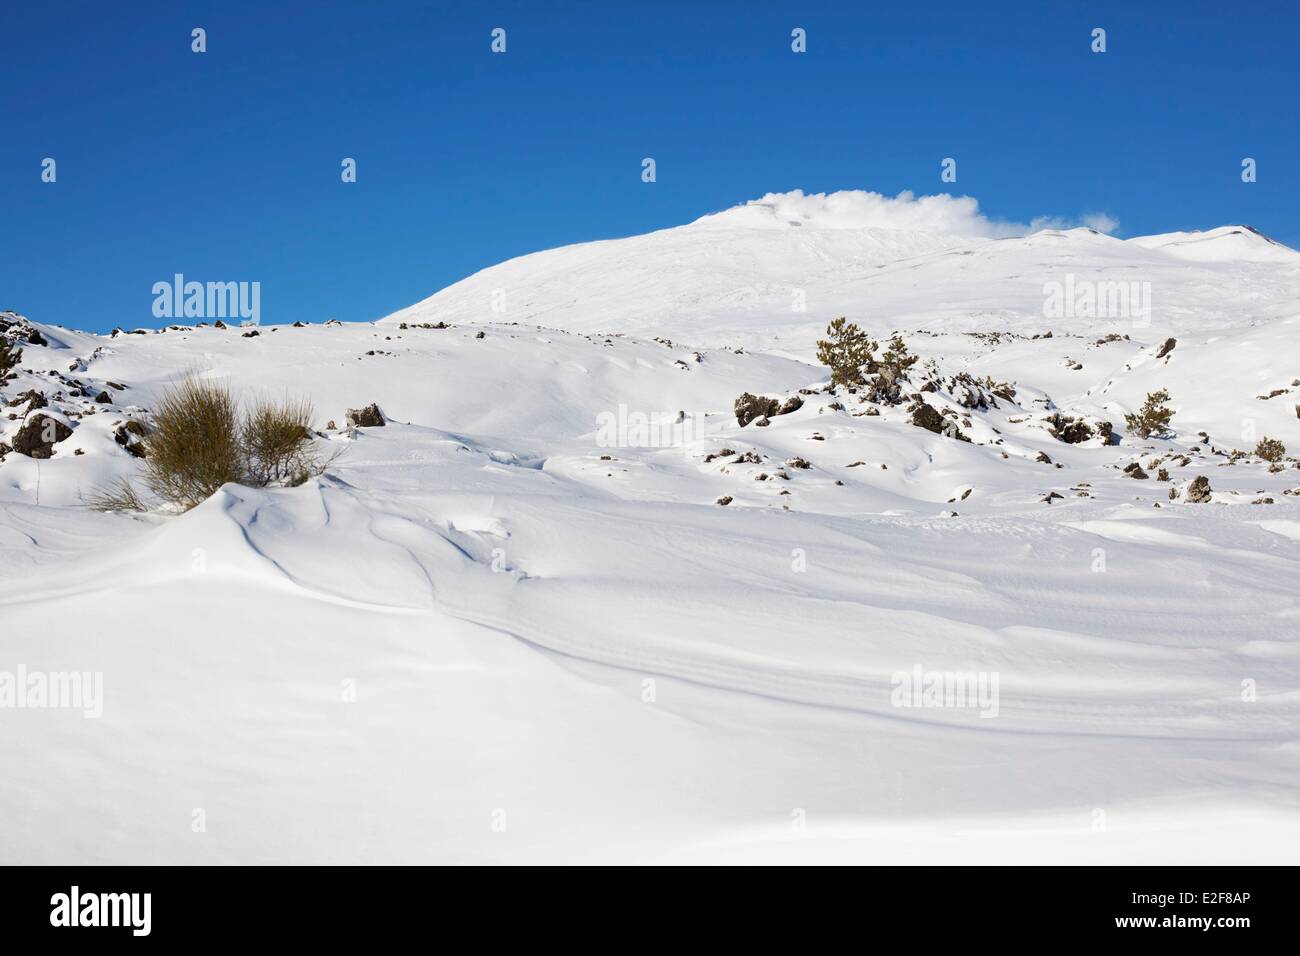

left=346, top=404, right=386, bottom=428
left=909, top=399, right=969, bottom=441
left=733, top=392, right=804, bottom=427
left=1045, top=413, right=1113, bottom=445
left=909, top=401, right=944, bottom=434
left=6, top=389, right=47, bottom=411
left=1185, top=475, right=1212, bottom=503
left=777, top=395, right=804, bottom=415
left=12, top=413, right=72, bottom=458
left=734, top=393, right=780, bottom=427
left=113, top=420, right=148, bottom=458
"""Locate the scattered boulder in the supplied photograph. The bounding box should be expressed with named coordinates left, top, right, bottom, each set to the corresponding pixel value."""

left=113, top=420, right=148, bottom=458
left=909, top=400, right=967, bottom=441
left=911, top=401, right=945, bottom=433
left=94, top=390, right=111, bottom=404
left=12, top=413, right=72, bottom=458
left=6, top=389, right=46, bottom=410
left=1155, top=337, right=1177, bottom=359
left=777, top=395, right=804, bottom=415
left=1045, top=413, right=1113, bottom=445
left=734, top=393, right=779, bottom=427
left=346, top=403, right=386, bottom=428
left=716, top=495, right=733, bottom=506
left=734, top=392, right=806, bottom=426
left=26, top=328, right=48, bottom=347
left=1185, top=475, right=1212, bottom=503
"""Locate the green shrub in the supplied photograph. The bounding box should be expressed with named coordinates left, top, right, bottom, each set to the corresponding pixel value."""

left=1255, top=437, right=1286, bottom=462
left=871, top=334, right=919, bottom=404
left=1124, top=389, right=1175, bottom=439
left=816, top=318, right=877, bottom=389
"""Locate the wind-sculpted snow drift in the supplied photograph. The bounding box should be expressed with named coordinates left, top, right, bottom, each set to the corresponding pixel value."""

left=2, top=191, right=1300, bottom=863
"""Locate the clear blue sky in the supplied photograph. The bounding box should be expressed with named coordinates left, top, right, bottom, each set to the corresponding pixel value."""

left=2, top=0, right=1296, bottom=332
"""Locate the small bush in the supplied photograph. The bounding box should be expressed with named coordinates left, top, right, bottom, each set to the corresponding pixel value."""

left=871, top=334, right=919, bottom=404
left=243, top=396, right=318, bottom=485
left=142, top=378, right=244, bottom=509
left=1124, top=389, right=1175, bottom=439
left=136, top=378, right=320, bottom=511
left=87, top=477, right=148, bottom=513
left=1255, top=437, right=1286, bottom=462
left=816, top=318, right=877, bottom=389
left=0, top=336, right=21, bottom=378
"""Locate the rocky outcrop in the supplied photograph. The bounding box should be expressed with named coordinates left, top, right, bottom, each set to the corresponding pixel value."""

left=1045, top=413, right=1114, bottom=445
left=909, top=400, right=969, bottom=442
left=346, top=403, right=386, bottom=428
left=734, top=393, right=803, bottom=427
left=6, top=389, right=46, bottom=410
left=734, top=394, right=778, bottom=426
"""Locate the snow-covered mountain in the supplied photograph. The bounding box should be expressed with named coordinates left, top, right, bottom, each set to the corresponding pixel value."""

left=4, top=190, right=1300, bottom=864
left=382, top=190, right=1300, bottom=348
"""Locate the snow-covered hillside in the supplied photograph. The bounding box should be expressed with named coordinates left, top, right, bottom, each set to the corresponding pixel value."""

left=382, top=190, right=1300, bottom=349
left=3, top=190, right=1300, bottom=864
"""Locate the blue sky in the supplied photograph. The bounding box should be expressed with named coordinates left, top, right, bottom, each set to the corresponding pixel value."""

left=2, top=0, right=1296, bottom=332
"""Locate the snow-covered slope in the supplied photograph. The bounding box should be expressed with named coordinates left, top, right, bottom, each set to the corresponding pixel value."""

left=3, top=191, right=1300, bottom=864
left=382, top=190, right=1300, bottom=349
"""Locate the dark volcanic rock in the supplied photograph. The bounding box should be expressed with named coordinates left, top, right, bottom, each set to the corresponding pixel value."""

left=12, top=413, right=72, bottom=458
left=910, top=400, right=969, bottom=441
left=114, top=420, right=148, bottom=458
left=910, top=401, right=945, bottom=434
